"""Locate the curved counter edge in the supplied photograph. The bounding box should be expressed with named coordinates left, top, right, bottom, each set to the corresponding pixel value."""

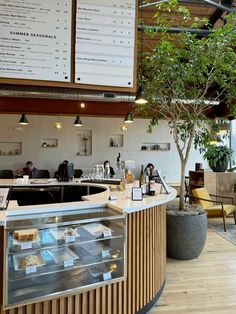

left=0, top=182, right=177, bottom=221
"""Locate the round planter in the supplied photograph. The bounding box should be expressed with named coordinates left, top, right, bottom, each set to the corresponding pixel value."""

left=167, top=211, right=207, bottom=260
left=210, top=160, right=228, bottom=172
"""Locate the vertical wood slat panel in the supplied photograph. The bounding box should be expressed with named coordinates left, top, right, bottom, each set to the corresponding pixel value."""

left=127, top=214, right=132, bottom=314
left=118, top=282, right=122, bottom=314
left=131, top=212, right=136, bottom=314
left=136, top=211, right=140, bottom=312
left=147, top=208, right=150, bottom=302
left=0, top=205, right=166, bottom=314
left=140, top=210, right=144, bottom=309
left=144, top=209, right=147, bottom=305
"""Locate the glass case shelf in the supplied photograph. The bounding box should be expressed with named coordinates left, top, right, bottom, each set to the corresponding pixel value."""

left=4, top=207, right=125, bottom=308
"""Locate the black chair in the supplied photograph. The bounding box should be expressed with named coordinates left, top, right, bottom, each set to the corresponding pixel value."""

left=0, top=170, right=14, bottom=178
left=32, top=169, right=50, bottom=179
left=74, top=169, right=83, bottom=178
left=184, top=176, right=189, bottom=202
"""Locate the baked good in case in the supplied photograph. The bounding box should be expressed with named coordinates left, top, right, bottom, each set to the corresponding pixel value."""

left=13, top=229, right=38, bottom=242
left=18, top=255, right=41, bottom=268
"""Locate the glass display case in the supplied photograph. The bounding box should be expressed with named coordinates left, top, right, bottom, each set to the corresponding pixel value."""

left=3, top=206, right=125, bottom=308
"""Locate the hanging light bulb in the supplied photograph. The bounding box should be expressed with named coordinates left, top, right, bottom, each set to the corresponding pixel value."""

left=120, top=124, right=128, bottom=131
left=19, top=114, right=28, bottom=125
left=74, top=116, right=83, bottom=126
left=124, top=112, right=133, bottom=124
left=55, top=121, right=62, bottom=129
left=80, top=102, right=85, bottom=108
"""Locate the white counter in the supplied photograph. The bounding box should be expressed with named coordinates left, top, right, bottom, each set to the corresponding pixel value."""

left=0, top=179, right=177, bottom=224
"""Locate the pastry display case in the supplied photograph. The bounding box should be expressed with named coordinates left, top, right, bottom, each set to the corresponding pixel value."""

left=3, top=206, right=125, bottom=308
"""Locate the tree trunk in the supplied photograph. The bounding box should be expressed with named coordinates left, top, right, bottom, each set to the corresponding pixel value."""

left=179, top=159, right=186, bottom=210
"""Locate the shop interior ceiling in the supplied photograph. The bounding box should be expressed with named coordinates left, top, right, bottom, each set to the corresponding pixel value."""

left=0, top=0, right=235, bottom=117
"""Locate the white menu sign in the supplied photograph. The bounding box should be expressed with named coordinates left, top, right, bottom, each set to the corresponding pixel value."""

left=0, top=0, right=71, bottom=82
left=75, top=0, right=136, bottom=87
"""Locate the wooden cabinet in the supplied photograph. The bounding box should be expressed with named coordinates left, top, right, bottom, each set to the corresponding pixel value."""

left=189, top=170, right=236, bottom=204
left=189, top=171, right=204, bottom=203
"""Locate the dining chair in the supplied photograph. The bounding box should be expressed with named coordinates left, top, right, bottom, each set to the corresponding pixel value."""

left=32, top=169, right=50, bottom=179
left=74, top=169, right=83, bottom=178
left=0, top=169, right=14, bottom=179
left=192, top=187, right=236, bottom=232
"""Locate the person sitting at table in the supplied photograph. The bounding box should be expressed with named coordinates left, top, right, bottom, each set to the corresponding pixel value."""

left=144, top=163, right=155, bottom=176
left=104, top=160, right=115, bottom=178
left=16, top=161, right=37, bottom=178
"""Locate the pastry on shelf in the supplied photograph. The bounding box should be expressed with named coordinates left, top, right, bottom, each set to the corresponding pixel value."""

left=13, top=229, right=39, bottom=242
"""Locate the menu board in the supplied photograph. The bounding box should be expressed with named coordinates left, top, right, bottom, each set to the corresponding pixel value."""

left=75, top=0, right=136, bottom=88
left=0, top=0, right=71, bottom=82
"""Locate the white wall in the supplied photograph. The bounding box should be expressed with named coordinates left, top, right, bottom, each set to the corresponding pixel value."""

left=0, top=114, right=208, bottom=182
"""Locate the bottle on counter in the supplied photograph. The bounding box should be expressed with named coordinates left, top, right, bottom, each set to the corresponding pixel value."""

left=139, top=164, right=147, bottom=195
left=117, top=152, right=121, bottom=164
left=149, top=176, right=156, bottom=196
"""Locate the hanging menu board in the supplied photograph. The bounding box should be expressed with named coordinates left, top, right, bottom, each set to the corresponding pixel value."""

left=0, top=0, right=71, bottom=82
left=75, top=0, right=136, bottom=88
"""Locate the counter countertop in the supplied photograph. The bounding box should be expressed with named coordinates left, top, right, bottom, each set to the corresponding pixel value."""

left=0, top=180, right=177, bottom=224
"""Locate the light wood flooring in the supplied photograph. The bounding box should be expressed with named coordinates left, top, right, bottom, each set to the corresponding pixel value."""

left=151, top=220, right=236, bottom=314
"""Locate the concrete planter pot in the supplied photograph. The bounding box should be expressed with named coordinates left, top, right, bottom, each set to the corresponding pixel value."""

left=167, top=210, right=207, bottom=260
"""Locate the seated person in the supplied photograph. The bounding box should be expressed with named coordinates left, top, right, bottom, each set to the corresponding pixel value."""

left=16, top=161, right=37, bottom=178
left=104, top=160, right=115, bottom=178
left=54, top=160, right=74, bottom=182
left=144, top=163, right=155, bottom=176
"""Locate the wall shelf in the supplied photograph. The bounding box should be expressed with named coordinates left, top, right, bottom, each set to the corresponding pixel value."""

left=41, top=139, right=58, bottom=148
left=0, top=142, right=22, bottom=156
left=141, top=143, right=170, bottom=151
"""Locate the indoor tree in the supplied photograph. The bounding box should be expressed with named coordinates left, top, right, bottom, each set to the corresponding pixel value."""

left=137, top=0, right=236, bottom=210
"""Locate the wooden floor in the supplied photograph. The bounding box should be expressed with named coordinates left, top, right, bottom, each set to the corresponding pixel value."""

left=151, top=223, right=236, bottom=313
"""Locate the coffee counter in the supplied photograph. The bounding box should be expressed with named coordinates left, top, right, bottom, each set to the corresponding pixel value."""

left=0, top=179, right=176, bottom=314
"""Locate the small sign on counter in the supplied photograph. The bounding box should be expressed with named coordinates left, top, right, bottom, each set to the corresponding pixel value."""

left=103, top=272, right=112, bottom=281
left=64, top=259, right=74, bottom=268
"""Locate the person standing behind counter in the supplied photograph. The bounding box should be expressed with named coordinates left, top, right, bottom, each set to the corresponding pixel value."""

left=104, top=160, right=115, bottom=178
left=16, top=161, right=37, bottom=178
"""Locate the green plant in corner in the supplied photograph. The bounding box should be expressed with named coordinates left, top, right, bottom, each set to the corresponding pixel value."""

left=135, top=0, right=236, bottom=210
left=203, top=145, right=233, bottom=171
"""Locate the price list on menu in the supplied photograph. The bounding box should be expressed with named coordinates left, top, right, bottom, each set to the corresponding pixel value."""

left=0, top=0, right=71, bottom=82
left=75, top=0, right=136, bottom=88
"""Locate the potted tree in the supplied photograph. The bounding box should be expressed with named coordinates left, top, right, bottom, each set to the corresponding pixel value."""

left=136, top=0, right=236, bottom=259
left=203, top=145, right=233, bottom=172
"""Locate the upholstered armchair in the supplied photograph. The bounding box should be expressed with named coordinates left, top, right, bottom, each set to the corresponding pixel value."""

left=191, top=187, right=236, bottom=232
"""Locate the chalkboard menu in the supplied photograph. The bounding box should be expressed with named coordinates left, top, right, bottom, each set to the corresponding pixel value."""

left=0, top=0, right=71, bottom=82
left=75, top=0, right=136, bottom=88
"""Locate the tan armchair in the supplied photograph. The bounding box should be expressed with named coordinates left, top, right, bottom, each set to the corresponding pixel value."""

left=191, top=187, right=236, bottom=232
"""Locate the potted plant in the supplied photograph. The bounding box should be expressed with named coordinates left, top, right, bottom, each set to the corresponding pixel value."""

left=135, top=1, right=236, bottom=259
left=203, top=145, right=233, bottom=172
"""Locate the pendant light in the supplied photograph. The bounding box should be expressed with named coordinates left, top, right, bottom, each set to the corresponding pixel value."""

left=19, top=114, right=28, bottom=125
left=124, top=111, right=133, bottom=123
left=54, top=116, right=62, bottom=129
left=135, top=0, right=148, bottom=105
left=74, top=116, right=83, bottom=127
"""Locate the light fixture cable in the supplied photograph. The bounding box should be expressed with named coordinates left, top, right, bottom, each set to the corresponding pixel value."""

left=135, top=0, right=148, bottom=105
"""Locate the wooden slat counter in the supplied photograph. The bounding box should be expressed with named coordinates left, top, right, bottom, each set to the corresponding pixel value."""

left=0, top=180, right=176, bottom=314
